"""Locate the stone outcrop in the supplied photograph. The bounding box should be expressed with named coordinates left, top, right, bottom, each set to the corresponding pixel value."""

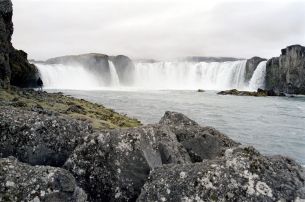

left=0, top=0, right=39, bottom=88
left=245, top=57, right=267, bottom=83
left=266, top=45, right=305, bottom=94
left=0, top=157, right=87, bottom=202
left=217, top=88, right=285, bottom=97
left=138, top=147, right=305, bottom=201
left=0, top=106, right=92, bottom=166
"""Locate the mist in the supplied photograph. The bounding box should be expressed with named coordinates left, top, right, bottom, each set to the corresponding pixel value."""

left=12, top=0, right=305, bottom=60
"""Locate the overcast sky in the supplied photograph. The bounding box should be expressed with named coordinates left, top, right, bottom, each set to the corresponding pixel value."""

left=12, top=0, right=305, bottom=60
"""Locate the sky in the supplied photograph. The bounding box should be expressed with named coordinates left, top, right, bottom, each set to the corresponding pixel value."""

left=12, top=0, right=305, bottom=61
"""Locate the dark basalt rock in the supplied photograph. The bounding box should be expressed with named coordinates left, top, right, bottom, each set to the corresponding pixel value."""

left=138, top=146, right=305, bottom=202
left=0, top=157, right=87, bottom=202
left=217, top=89, right=285, bottom=97
left=0, top=106, right=92, bottom=166
left=0, top=0, right=39, bottom=88
left=160, top=111, right=239, bottom=162
left=64, top=125, right=191, bottom=201
left=245, top=57, right=267, bottom=83
left=266, top=45, right=305, bottom=95
left=110, top=55, right=135, bottom=85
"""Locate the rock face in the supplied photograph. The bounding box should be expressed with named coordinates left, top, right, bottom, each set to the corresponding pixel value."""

left=0, top=106, right=92, bottom=166
left=0, top=0, right=39, bottom=88
left=138, top=146, right=305, bottom=201
left=245, top=57, right=267, bottom=83
left=266, top=45, right=305, bottom=94
left=0, top=157, right=87, bottom=202
left=110, top=55, right=135, bottom=85
left=46, top=53, right=112, bottom=85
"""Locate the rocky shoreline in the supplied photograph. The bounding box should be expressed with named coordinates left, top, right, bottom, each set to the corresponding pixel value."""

left=1, top=90, right=305, bottom=201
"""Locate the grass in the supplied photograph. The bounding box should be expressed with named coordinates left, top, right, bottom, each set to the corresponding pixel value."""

left=0, top=87, right=141, bottom=130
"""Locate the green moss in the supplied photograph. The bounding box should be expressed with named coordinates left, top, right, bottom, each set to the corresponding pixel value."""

left=0, top=88, right=141, bottom=130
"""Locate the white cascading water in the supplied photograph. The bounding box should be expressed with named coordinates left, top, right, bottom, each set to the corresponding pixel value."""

left=109, top=61, right=120, bottom=87
left=248, top=61, right=267, bottom=91
left=36, top=63, right=104, bottom=90
left=133, top=60, right=248, bottom=90
left=36, top=60, right=251, bottom=90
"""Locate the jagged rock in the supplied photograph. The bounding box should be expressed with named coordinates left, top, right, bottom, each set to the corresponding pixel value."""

left=217, top=89, right=285, bottom=97
left=160, top=111, right=239, bottom=162
left=0, top=106, right=92, bottom=166
left=245, top=57, right=267, bottom=83
left=138, top=146, right=305, bottom=202
left=0, top=0, right=39, bottom=88
left=110, top=55, right=135, bottom=85
left=0, top=157, right=87, bottom=202
left=266, top=45, right=305, bottom=94
left=64, top=125, right=191, bottom=201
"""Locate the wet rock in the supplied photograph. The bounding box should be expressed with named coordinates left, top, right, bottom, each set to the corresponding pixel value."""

left=0, top=106, right=92, bottom=166
left=138, top=146, right=305, bottom=202
left=110, top=55, right=135, bottom=85
left=266, top=45, right=305, bottom=95
left=64, top=125, right=191, bottom=201
left=217, top=89, right=285, bottom=97
left=0, top=157, right=87, bottom=202
left=245, top=57, right=267, bottom=83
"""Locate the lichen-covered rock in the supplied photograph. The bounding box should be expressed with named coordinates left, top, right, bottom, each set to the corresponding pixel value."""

left=245, top=57, right=267, bottom=83
left=0, top=106, right=92, bottom=166
left=64, top=125, right=191, bottom=201
left=160, top=111, right=239, bottom=162
left=138, top=146, right=305, bottom=202
left=0, top=157, right=87, bottom=202
left=266, top=45, right=305, bottom=94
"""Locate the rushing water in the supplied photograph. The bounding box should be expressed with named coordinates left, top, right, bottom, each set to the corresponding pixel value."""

left=50, top=89, right=305, bottom=165
left=248, top=61, right=267, bottom=91
left=36, top=60, right=254, bottom=91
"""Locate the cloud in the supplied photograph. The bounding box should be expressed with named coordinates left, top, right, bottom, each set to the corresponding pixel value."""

left=12, top=0, right=305, bottom=60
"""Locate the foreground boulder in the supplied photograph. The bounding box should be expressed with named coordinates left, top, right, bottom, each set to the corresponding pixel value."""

left=64, top=125, right=191, bottom=201
left=64, top=112, right=238, bottom=201
left=159, top=111, right=239, bottom=161
left=266, top=45, right=305, bottom=95
left=0, top=106, right=92, bottom=166
left=0, top=157, right=87, bottom=202
left=138, top=146, right=305, bottom=201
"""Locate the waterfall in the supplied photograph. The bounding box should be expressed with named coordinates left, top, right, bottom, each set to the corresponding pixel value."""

left=36, top=60, right=250, bottom=90
left=133, top=60, right=247, bottom=90
left=248, top=61, right=267, bottom=91
left=109, top=61, right=120, bottom=87
left=36, top=63, right=104, bottom=90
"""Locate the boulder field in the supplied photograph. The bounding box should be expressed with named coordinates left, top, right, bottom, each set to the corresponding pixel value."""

left=0, top=97, right=304, bottom=201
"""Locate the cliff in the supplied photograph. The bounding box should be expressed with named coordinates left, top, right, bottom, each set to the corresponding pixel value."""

left=245, top=56, right=267, bottom=83
left=46, top=53, right=136, bottom=86
left=266, top=45, right=305, bottom=94
left=0, top=0, right=39, bottom=88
